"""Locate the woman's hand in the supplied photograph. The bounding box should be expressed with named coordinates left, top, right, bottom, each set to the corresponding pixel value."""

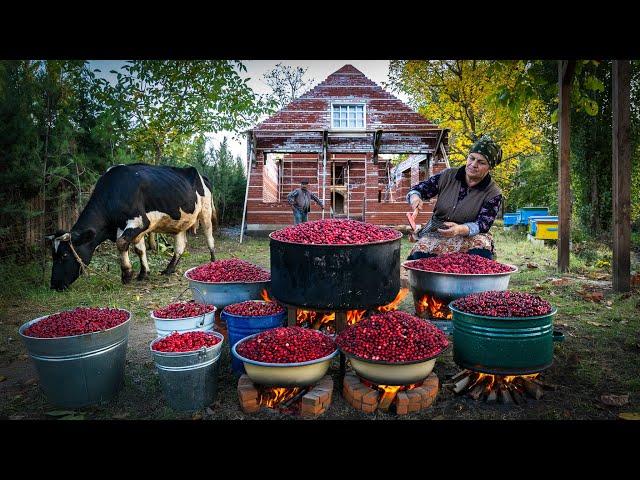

left=409, top=194, right=424, bottom=211
left=437, top=222, right=469, bottom=238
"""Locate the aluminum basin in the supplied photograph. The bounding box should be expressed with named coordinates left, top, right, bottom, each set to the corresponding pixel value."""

left=402, top=261, right=518, bottom=305
left=231, top=332, right=338, bottom=386
left=341, top=346, right=449, bottom=386
left=150, top=307, right=216, bottom=338
left=184, top=267, right=270, bottom=310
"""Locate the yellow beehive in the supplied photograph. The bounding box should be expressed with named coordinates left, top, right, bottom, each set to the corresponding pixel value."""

left=535, top=221, right=558, bottom=240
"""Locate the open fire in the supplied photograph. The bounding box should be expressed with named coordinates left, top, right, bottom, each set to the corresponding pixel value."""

left=446, top=370, right=556, bottom=404
left=238, top=374, right=334, bottom=417
left=295, top=288, right=410, bottom=332
left=414, top=293, right=452, bottom=319
left=343, top=372, right=439, bottom=414
left=360, top=378, right=422, bottom=411
left=258, top=386, right=308, bottom=411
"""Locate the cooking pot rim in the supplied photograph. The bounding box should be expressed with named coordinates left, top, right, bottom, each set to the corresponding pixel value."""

left=269, top=231, right=402, bottom=247
left=338, top=343, right=451, bottom=366
left=402, top=260, right=518, bottom=276
left=448, top=304, right=558, bottom=320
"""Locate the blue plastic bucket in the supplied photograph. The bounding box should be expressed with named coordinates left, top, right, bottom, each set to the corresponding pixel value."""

left=220, top=301, right=286, bottom=375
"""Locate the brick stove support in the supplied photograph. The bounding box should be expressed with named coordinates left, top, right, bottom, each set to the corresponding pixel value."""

left=342, top=372, right=439, bottom=415
left=237, top=374, right=334, bottom=417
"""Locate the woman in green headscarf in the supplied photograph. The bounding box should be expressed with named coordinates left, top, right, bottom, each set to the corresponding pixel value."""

left=406, top=135, right=504, bottom=260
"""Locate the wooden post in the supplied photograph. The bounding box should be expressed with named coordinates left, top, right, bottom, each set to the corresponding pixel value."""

left=612, top=60, right=631, bottom=292
left=558, top=61, right=575, bottom=272
left=322, top=130, right=328, bottom=220
left=239, top=132, right=253, bottom=244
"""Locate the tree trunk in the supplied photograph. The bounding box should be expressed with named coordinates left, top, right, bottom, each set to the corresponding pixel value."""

left=590, top=164, right=600, bottom=234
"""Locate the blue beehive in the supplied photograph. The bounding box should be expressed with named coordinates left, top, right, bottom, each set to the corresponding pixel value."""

left=519, top=207, right=549, bottom=225
left=503, top=213, right=519, bottom=227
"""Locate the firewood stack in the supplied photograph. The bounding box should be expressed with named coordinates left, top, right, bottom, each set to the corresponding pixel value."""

left=444, top=370, right=557, bottom=404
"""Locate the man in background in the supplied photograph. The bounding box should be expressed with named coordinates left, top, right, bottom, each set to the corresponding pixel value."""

left=287, top=180, right=325, bottom=224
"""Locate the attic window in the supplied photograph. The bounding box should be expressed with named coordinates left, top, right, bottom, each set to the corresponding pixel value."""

left=331, top=104, right=365, bottom=129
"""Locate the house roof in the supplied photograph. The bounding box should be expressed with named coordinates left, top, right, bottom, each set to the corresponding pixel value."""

left=249, top=64, right=445, bottom=156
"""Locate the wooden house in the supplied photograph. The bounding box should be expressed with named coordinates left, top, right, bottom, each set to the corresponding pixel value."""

left=243, top=64, right=450, bottom=233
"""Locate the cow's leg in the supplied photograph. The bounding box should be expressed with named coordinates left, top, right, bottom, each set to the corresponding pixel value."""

left=117, top=242, right=134, bottom=284
left=134, top=237, right=150, bottom=281
left=161, top=230, right=187, bottom=275
left=201, top=206, right=216, bottom=262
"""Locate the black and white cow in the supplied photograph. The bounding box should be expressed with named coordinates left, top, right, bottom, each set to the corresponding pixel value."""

left=47, top=163, right=217, bottom=291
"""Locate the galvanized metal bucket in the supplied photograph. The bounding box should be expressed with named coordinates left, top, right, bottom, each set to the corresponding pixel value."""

left=150, top=331, right=224, bottom=411
left=150, top=308, right=216, bottom=338
left=184, top=267, right=270, bottom=310
left=18, top=310, right=132, bottom=408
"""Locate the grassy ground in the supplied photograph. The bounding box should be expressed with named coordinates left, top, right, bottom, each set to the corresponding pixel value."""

left=0, top=225, right=638, bottom=421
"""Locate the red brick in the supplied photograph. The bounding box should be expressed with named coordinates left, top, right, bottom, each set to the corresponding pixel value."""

left=237, top=386, right=258, bottom=403
left=238, top=374, right=253, bottom=386
left=423, top=373, right=439, bottom=390
left=396, top=392, right=409, bottom=407
left=406, top=390, right=421, bottom=405
left=241, top=400, right=260, bottom=414
left=362, top=389, right=380, bottom=406
left=302, top=393, right=320, bottom=408
left=396, top=404, right=408, bottom=415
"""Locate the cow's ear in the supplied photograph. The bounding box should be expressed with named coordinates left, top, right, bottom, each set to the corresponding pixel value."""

left=72, top=229, right=95, bottom=245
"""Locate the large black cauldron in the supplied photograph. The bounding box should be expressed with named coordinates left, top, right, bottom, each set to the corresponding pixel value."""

left=269, top=234, right=401, bottom=310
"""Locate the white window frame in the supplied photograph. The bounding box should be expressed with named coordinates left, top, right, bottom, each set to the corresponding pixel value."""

left=330, top=102, right=366, bottom=130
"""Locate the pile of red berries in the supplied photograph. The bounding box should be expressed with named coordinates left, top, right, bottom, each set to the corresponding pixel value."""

left=186, top=258, right=270, bottom=282
left=152, top=331, right=221, bottom=353
left=451, top=291, right=553, bottom=317
left=236, top=326, right=336, bottom=363
left=153, top=301, right=215, bottom=319
left=406, top=253, right=514, bottom=274
left=336, top=311, right=449, bottom=363
left=23, top=307, right=129, bottom=338
left=271, top=219, right=401, bottom=245
left=224, top=301, right=285, bottom=317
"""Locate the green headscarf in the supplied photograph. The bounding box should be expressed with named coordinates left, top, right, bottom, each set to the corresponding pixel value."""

left=469, top=135, right=503, bottom=168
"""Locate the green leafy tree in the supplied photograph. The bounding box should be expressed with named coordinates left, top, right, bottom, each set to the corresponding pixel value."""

left=96, top=60, right=272, bottom=164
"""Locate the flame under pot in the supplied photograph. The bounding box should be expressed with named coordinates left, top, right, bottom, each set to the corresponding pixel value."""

left=270, top=236, right=401, bottom=310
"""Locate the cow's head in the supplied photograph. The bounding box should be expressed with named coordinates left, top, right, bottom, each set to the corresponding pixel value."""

left=46, top=229, right=95, bottom=291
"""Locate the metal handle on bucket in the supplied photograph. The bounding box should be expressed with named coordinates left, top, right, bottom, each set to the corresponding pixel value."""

left=174, top=285, right=208, bottom=327
left=553, top=329, right=565, bottom=342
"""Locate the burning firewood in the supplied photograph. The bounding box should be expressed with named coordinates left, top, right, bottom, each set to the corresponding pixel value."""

left=507, top=383, right=527, bottom=405
left=452, top=373, right=473, bottom=394
left=498, top=384, right=513, bottom=404
left=515, top=378, right=544, bottom=400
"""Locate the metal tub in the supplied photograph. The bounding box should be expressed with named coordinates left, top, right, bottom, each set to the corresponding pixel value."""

left=449, top=304, right=561, bottom=375
left=150, top=307, right=216, bottom=338
left=341, top=347, right=448, bottom=386
left=18, top=310, right=131, bottom=408
left=269, top=233, right=402, bottom=310
left=231, top=332, right=338, bottom=387
left=402, top=261, right=518, bottom=305
left=184, top=267, right=270, bottom=310
left=150, top=331, right=225, bottom=411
